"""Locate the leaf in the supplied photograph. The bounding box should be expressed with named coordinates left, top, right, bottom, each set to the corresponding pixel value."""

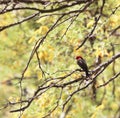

left=28, top=37, right=36, bottom=44
left=37, top=71, right=43, bottom=80
left=96, top=104, right=104, bottom=111
left=91, top=113, right=97, bottom=118
left=38, top=26, right=49, bottom=35
left=24, top=69, right=31, bottom=77
left=87, top=20, right=94, bottom=28
left=109, top=15, right=119, bottom=27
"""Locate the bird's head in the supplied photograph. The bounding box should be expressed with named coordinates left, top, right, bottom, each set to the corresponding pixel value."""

left=76, top=56, right=83, bottom=60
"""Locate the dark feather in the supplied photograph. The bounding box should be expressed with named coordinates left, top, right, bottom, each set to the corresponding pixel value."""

left=77, top=58, right=89, bottom=76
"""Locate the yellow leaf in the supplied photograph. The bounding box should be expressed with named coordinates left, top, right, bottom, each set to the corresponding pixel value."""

left=39, top=51, right=48, bottom=62
left=91, top=113, right=97, bottom=118
left=87, top=20, right=94, bottom=28
left=109, top=15, right=119, bottom=27
left=110, top=102, right=119, bottom=111
left=91, top=104, right=104, bottom=118
left=37, top=71, right=43, bottom=80
left=41, top=99, right=50, bottom=107
left=39, top=26, right=49, bottom=35
left=47, top=53, right=54, bottom=62
left=73, top=47, right=81, bottom=56
left=12, top=51, right=17, bottom=56
left=21, top=114, right=27, bottom=118
left=96, top=104, right=104, bottom=111
left=47, top=45, right=54, bottom=50
left=24, top=69, right=31, bottom=77
left=28, top=37, right=35, bottom=44
left=95, top=49, right=103, bottom=57
left=8, top=96, right=14, bottom=101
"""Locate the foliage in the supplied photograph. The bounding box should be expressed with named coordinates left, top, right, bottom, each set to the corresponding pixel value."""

left=0, top=0, right=120, bottom=118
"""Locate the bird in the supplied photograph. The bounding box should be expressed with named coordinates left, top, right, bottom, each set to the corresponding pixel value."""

left=76, top=56, right=89, bottom=77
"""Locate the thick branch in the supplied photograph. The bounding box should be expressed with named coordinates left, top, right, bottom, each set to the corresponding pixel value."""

left=0, top=0, right=49, bottom=4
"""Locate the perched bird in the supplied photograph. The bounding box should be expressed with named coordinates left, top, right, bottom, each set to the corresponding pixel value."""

left=76, top=56, right=89, bottom=77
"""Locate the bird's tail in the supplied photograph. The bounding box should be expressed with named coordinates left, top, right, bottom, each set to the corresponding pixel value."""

left=86, top=71, right=91, bottom=80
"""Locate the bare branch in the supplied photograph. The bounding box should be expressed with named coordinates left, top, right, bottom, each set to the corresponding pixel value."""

left=76, top=0, right=105, bottom=50
left=0, top=0, right=49, bottom=4
left=0, top=12, right=40, bottom=32
left=97, top=72, right=120, bottom=88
